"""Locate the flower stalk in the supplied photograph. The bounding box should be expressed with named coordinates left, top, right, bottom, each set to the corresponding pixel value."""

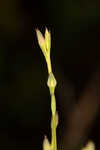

left=36, top=27, right=96, bottom=150
left=36, top=28, right=58, bottom=150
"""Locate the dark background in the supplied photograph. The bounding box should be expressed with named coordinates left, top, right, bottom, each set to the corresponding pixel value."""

left=0, top=0, right=100, bottom=149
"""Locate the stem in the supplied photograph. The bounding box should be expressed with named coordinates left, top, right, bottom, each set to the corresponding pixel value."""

left=46, top=56, right=52, bottom=74
left=51, top=94, right=57, bottom=150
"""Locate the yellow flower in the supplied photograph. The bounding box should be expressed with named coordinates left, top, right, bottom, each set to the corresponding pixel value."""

left=36, top=28, right=51, bottom=57
left=36, top=28, right=52, bottom=74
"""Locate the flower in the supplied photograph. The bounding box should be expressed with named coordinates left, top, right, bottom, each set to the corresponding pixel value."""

left=36, top=28, right=52, bottom=74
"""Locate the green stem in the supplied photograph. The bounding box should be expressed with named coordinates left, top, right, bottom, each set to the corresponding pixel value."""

left=46, top=56, right=52, bottom=74
left=51, top=94, right=57, bottom=150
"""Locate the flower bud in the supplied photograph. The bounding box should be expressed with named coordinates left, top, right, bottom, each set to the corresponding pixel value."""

left=47, top=73, right=57, bottom=88
left=43, top=136, right=51, bottom=150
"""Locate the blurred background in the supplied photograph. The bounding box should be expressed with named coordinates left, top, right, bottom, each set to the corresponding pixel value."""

left=0, top=0, right=100, bottom=149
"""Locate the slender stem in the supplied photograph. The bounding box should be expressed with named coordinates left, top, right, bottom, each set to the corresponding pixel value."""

left=51, top=94, right=57, bottom=150
left=46, top=56, right=52, bottom=74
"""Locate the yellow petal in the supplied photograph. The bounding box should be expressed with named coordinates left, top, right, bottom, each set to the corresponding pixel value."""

left=36, top=29, right=46, bottom=53
left=45, top=28, right=51, bottom=52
